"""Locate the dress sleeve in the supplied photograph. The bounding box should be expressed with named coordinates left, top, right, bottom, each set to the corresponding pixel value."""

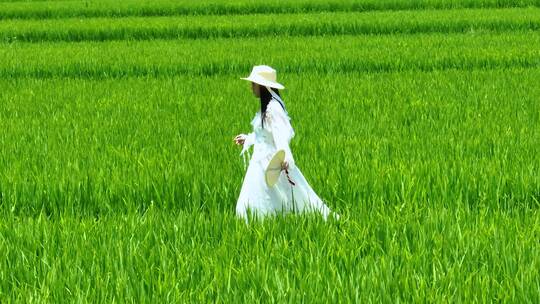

left=240, top=132, right=255, bottom=155
left=238, top=113, right=260, bottom=169
left=239, top=132, right=256, bottom=170
left=265, top=101, right=296, bottom=169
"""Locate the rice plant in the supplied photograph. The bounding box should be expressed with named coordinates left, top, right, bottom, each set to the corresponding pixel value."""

left=0, top=0, right=538, bottom=302
left=0, top=8, right=539, bottom=42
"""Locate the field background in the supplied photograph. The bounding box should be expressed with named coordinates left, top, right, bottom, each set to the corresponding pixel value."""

left=1, top=0, right=540, bottom=302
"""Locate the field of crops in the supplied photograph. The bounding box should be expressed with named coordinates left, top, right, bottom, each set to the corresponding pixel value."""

left=1, top=0, right=539, bottom=302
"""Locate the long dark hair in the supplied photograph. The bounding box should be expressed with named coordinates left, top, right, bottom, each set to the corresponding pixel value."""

left=260, top=86, right=283, bottom=129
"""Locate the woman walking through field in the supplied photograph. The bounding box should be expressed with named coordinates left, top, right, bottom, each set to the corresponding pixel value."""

left=234, top=65, right=339, bottom=222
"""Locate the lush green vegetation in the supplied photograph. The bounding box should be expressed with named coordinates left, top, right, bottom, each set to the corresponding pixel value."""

left=1, top=0, right=539, bottom=19
left=2, top=33, right=540, bottom=78
left=1, top=8, right=540, bottom=42
left=1, top=70, right=539, bottom=217
left=1, top=206, right=538, bottom=302
left=0, top=0, right=538, bottom=302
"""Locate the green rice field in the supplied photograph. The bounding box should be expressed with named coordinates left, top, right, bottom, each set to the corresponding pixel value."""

left=0, top=0, right=539, bottom=302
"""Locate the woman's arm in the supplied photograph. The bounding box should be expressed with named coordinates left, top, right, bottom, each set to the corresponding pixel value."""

left=266, top=102, right=296, bottom=169
left=241, top=132, right=256, bottom=154
left=235, top=132, right=256, bottom=170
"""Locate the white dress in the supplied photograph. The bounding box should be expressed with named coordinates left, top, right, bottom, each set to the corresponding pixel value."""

left=235, top=98, right=337, bottom=222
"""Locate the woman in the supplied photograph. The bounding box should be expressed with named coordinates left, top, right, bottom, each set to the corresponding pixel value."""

left=233, top=65, right=338, bottom=222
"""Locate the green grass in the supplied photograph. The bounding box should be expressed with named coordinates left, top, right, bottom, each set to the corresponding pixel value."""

left=1, top=70, right=539, bottom=216
left=1, top=0, right=539, bottom=302
left=1, top=8, right=540, bottom=42
left=1, top=203, right=538, bottom=302
left=1, top=0, right=539, bottom=19
left=1, top=33, right=540, bottom=78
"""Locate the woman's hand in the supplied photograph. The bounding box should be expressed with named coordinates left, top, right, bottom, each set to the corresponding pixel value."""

left=233, top=134, right=246, bottom=145
left=281, top=161, right=289, bottom=171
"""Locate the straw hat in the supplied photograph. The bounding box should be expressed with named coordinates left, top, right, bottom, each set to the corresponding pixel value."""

left=240, top=65, right=285, bottom=90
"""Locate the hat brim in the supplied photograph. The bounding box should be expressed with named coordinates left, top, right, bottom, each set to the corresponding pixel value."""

left=240, top=75, right=285, bottom=90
